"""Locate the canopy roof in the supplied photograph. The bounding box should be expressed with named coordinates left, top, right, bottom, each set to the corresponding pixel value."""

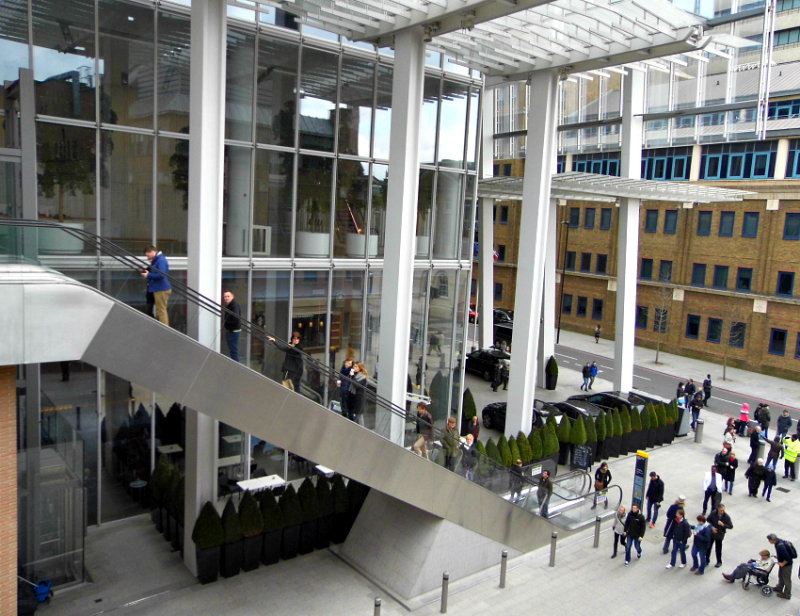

left=478, top=173, right=756, bottom=204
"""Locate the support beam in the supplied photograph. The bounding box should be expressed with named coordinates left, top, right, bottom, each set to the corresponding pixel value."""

left=477, top=89, right=496, bottom=350
left=506, top=70, right=558, bottom=435
left=539, top=198, right=558, bottom=384
left=377, top=28, right=425, bottom=443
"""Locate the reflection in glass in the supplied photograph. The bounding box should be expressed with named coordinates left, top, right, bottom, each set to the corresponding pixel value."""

left=101, top=130, right=153, bottom=254
left=646, top=68, right=670, bottom=113
left=255, top=37, right=298, bottom=146
left=427, top=269, right=456, bottom=423
left=0, top=2, right=30, bottom=144
left=438, top=80, right=468, bottom=167
left=466, top=88, right=480, bottom=169
left=331, top=270, right=364, bottom=362
left=254, top=149, right=293, bottom=257
left=99, top=0, right=155, bottom=129
left=420, top=76, right=440, bottom=165
left=460, top=174, right=476, bottom=260
left=223, top=145, right=252, bottom=256
left=416, top=169, right=434, bottom=258
left=339, top=57, right=374, bottom=156
left=374, top=65, right=392, bottom=160
left=364, top=270, right=382, bottom=381
left=251, top=270, right=290, bottom=375
left=222, top=270, right=249, bottom=361
left=218, top=421, right=246, bottom=498
left=299, top=46, right=337, bottom=153
left=371, top=164, right=388, bottom=259
left=157, top=10, right=191, bottom=133
left=433, top=171, right=463, bottom=259
left=158, top=135, right=189, bottom=255
left=409, top=270, right=429, bottom=395
left=296, top=154, right=333, bottom=257
left=451, top=270, right=470, bottom=415
left=334, top=160, right=370, bottom=258
left=226, top=29, right=255, bottom=141
left=292, top=270, right=330, bottom=400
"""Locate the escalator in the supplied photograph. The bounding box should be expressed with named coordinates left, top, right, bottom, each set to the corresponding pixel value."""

left=1, top=220, right=615, bottom=553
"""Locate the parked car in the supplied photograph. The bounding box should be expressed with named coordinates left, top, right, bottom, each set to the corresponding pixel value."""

left=493, top=323, right=513, bottom=348
left=465, top=348, right=510, bottom=381
left=567, top=390, right=670, bottom=414
left=481, top=399, right=557, bottom=432
left=548, top=399, right=605, bottom=421
left=493, top=309, right=513, bottom=324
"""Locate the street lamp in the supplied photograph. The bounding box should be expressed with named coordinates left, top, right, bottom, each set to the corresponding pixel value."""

left=557, top=219, right=570, bottom=344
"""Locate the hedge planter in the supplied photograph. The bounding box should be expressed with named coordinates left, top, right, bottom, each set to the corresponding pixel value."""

left=645, top=428, right=656, bottom=449
left=620, top=433, right=631, bottom=456
left=169, top=515, right=180, bottom=551
left=557, top=443, right=572, bottom=466
left=196, top=546, right=220, bottom=585
left=545, top=373, right=557, bottom=390
left=163, top=514, right=172, bottom=542
left=298, top=519, right=318, bottom=555
left=281, top=524, right=301, bottom=560
left=630, top=431, right=645, bottom=453
left=606, top=435, right=621, bottom=458
left=151, top=507, right=163, bottom=533
left=316, top=515, right=333, bottom=550
left=261, top=529, right=282, bottom=565
left=220, top=539, right=243, bottom=578
left=242, top=535, right=262, bottom=572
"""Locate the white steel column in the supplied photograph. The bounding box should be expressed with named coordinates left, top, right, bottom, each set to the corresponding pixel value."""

left=183, top=0, right=226, bottom=576
left=377, top=28, right=425, bottom=444
left=477, top=90, right=495, bottom=350
left=506, top=70, right=558, bottom=435
left=614, top=70, right=645, bottom=393
left=539, top=198, right=558, bottom=383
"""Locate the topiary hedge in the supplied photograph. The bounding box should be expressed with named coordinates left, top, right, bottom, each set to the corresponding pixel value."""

left=259, top=490, right=284, bottom=532
left=462, top=388, right=477, bottom=420
left=191, top=501, right=224, bottom=550
left=557, top=414, right=572, bottom=443
left=221, top=498, right=242, bottom=544
left=239, top=491, right=263, bottom=538
left=595, top=412, right=607, bottom=441
left=529, top=428, right=543, bottom=460
left=570, top=415, right=587, bottom=446
left=517, top=431, right=533, bottom=463
left=585, top=412, right=597, bottom=443
left=498, top=435, right=513, bottom=467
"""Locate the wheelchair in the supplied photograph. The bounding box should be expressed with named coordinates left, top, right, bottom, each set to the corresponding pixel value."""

left=742, top=561, right=775, bottom=596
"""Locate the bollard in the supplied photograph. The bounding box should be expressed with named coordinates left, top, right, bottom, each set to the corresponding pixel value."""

left=440, top=572, right=449, bottom=613
left=694, top=418, right=704, bottom=443
left=374, top=597, right=381, bottom=616
left=499, top=550, right=508, bottom=588
left=593, top=516, right=602, bottom=548
left=757, top=439, right=767, bottom=461
left=549, top=531, right=558, bottom=567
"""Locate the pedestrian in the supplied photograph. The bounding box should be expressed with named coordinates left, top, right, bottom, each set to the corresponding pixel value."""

left=676, top=382, right=685, bottom=402
left=339, top=358, right=354, bottom=420
left=623, top=504, right=646, bottom=565
left=735, top=402, right=750, bottom=436
left=765, top=436, right=784, bottom=471
left=690, top=514, right=712, bottom=575
left=702, top=374, right=712, bottom=407
left=581, top=362, right=591, bottom=391
left=645, top=471, right=664, bottom=528
left=662, top=495, right=686, bottom=554
left=461, top=414, right=480, bottom=441
left=350, top=362, right=369, bottom=422
left=762, top=465, right=777, bottom=501
left=684, top=378, right=696, bottom=400
left=766, top=533, right=794, bottom=599
left=592, top=461, right=611, bottom=509
left=412, top=402, right=434, bottom=458
left=689, top=392, right=703, bottom=431
left=777, top=409, right=793, bottom=440
left=611, top=505, right=627, bottom=559
left=757, top=403, right=771, bottom=438
left=268, top=331, right=304, bottom=392
left=715, top=446, right=732, bottom=480
left=722, top=549, right=774, bottom=583
left=537, top=469, right=553, bottom=517
left=222, top=290, right=242, bottom=362
left=500, top=359, right=509, bottom=391
left=664, top=508, right=691, bottom=569
left=783, top=434, right=799, bottom=480
left=442, top=417, right=460, bottom=471
left=701, top=464, right=722, bottom=515
left=491, top=361, right=503, bottom=392
left=745, top=458, right=766, bottom=497
left=142, top=244, right=172, bottom=325
left=723, top=426, right=736, bottom=449
left=705, top=503, right=733, bottom=568
left=509, top=459, right=524, bottom=503
left=748, top=425, right=763, bottom=463
left=724, top=451, right=738, bottom=495
left=460, top=434, right=478, bottom=481
left=589, top=361, right=598, bottom=390
left=594, top=325, right=601, bottom=343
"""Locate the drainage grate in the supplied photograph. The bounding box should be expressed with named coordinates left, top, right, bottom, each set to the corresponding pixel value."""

left=776, top=487, right=791, bottom=493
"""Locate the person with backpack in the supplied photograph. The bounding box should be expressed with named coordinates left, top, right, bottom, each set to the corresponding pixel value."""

left=767, top=533, right=795, bottom=599
left=758, top=404, right=772, bottom=438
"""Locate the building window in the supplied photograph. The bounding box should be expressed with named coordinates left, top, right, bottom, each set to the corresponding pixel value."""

left=566, top=251, right=576, bottom=270
left=777, top=271, right=795, bottom=297
left=796, top=333, right=800, bottom=359
left=577, top=296, right=588, bottom=317
left=707, top=318, right=722, bottom=343
left=470, top=278, right=477, bottom=296
left=596, top=254, right=607, bottom=274
left=645, top=209, right=658, bottom=232
left=580, top=252, right=592, bottom=272
left=562, top=294, right=573, bottom=314
left=686, top=314, right=700, bottom=339
left=494, top=282, right=503, bottom=302
left=742, top=212, right=759, bottom=238
left=697, top=211, right=712, bottom=235
left=713, top=265, right=729, bottom=289
left=640, top=258, right=653, bottom=280
left=569, top=207, right=580, bottom=227
left=719, top=211, right=735, bottom=237
left=600, top=208, right=612, bottom=230
left=659, top=260, right=673, bottom=282
left=592, top=299, right=603, bottom=320
left=503, top=164, right=512, bottom=176
left=664, top=210, right=678, bottom=234
left=654, top=308, right=668, bottom=333
left=736, top=267, right=753, bottom=291
left=636, top=306, right=648, bottom=329
left=770, top=328, right=788, bottom=355
left=497, top=245, right=506, bottom=262
left=500, top=206, right=509, bottom=224
left=584, top=208, right=596, bottom=229
left=730, top=322, right=746, bottom=347
left=691, top=263, right=706, bottom=286
left=785, top=213, right=800, bottom=240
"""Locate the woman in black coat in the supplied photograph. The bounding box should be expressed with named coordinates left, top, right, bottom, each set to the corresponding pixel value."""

left=350, top=362, right=369, bottom=421
left=745, top=458, right=766, bottom=497
left=269, top=331, right=304, bottom=391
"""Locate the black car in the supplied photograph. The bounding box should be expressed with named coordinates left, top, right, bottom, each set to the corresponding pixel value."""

left=481, top=399, right=555, bottom=432
left=567, top=390, right=666, bottom=414
left=548, top=399, right=605, bottom=421
left=465, top=348, right=510, bottom=381
left=493, top=309, right=513, bottom=324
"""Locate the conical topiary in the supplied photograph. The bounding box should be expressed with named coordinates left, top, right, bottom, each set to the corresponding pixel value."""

left=279, top=484, right=303, bottom=527
left=546, top=411, right=558, bottom=430
left=656, top=403, right=667, bottom=428
left=485, top=438, right=501, bottom=464
left=585, top=412, right=597, bottom=442
left=604, top=410, right=614, bottom=438
left=612, top=409, right=623, bottom=437
left=463, top=388, right=477, bottom=419
left=595, top=412, right=607, bottom=441
left=529, top=428, right=543, bottom=460
left=317, top=477, right=333, bottom=517
left=239, top=491, right=263, bottom=538
left=191, top=501, right=224, bottom=550
left=557, top=415, right=572, bottom=443
left=150, top=455, right=172, bottom=508
left=475, top=440, right=487, bottom=456
left=298, top=477, right=320, bottom=523
left=221, top=497, right=242, bottom=544
left=570, top=415, right=587, bottom=446
left=498, top=435, right=513, bottom=467
left=259, top=490, right=284, bottom=532
left=620, top=407, right=631, bottom=434
left=543, top=424, right=560, bottom=457
left=517, top=431, right=533, bottom=463
left=508, top=437, right=521, bottom=465
left=631, top=407, right=643, bottom=431
left=331, top=475, right=348, bottom=515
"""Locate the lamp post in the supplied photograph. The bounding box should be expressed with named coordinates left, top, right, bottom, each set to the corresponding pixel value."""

left=556, top=219, right=570, bottom=344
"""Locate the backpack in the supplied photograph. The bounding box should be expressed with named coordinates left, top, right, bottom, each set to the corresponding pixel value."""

left=754, top=407, right=761, bottom=421
left=783, top=539, right=798, bottom=559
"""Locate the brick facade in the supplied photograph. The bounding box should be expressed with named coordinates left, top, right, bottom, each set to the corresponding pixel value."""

left=0, top=365, right=16, bottom=615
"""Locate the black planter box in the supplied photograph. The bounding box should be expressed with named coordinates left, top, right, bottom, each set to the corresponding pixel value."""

left=331, top=514, right=349, bottom=544
left=606, top=435, right=621, bottom=458
left=169, top=515, right=180, bottom=551
left=261, top=529, right=282, bottom=565
left=151, top=507, right=162, bottom=532
left=281, top=524, right=301, bottom=560
left=595, top=439, right=606, bottom=461
left=630, top=431, right=644, bottom=453
left=316, top=515, right=333, bottom=550
left=557, top=443, right=571, bottom=466
left=298, top=519, right=318, bottom=555
left=653, top=425, right=664, bottom=447
left=162, top=513, right=172, bottom=542
left=545, top=373, right=558, bottom=390
left=242, top=535, right=262, bottom=572
left=645, top=428, right=656, bottom=448
left=620, top=433, right=631, bottom=456
left=220, top=539, right=243, bottom=578
left=195, top=545, right=220, bottom=585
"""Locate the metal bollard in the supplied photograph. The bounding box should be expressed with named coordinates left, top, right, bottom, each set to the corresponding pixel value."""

left=694, top=418, right=704, bottom=443
left=440, top=572, right=449, bottom=613
left=374, top=597, right=381, bottom=616
left=758, top=439, right=767, bottom=461
left=500, top=550, right=508, bottom=588
left=549, top=531, right=558, bottom=567
left=593, top=516, right=602, bottom=548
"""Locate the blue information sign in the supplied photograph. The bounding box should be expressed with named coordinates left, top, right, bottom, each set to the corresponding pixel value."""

left=632, top=451, right=649, bottom=509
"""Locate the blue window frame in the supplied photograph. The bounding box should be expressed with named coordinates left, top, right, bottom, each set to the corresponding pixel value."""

left=736, top=267, right=753, bottom=291
left=600, top=208, right=612, bottom=230
left=659, top=260, right=673, bottom=282
left=705, top=154, right=723, bottom=179
left=566, top=251, right=576, bottom=270
left=707, top=318, right=722, bottom=343
left=645, top=209, right=658, bottom=232
left=636, top=306, right=648, bottom=329
left=777, top=271, right=795, bottom=297
left=584, top=208, right=596, bottom=229
left=730, top=322, right=746, bottom=348
left=672, top=156, right=689, bottom=180
left=770, top=328, right=788, bottom=355
left=697, top=211, right=712, bottom=235
left=652, top=157, right=668, bottom=180
left=664, top=210, right=678, bottom=234
left=577, top=296, right=588, bottom=317
left=569, top=207, right=580, bottom=227
left=686, top=314, right=700, bottom=339
left=606, top=160, right=619, bottom=176
left=727, top=153, right=746, bottom=179
left=596, top=254, right=607, bottom=274
left=742, top=212, right=759, bottom=238
left=580, top=252, right=592, bottom=272
left=752, top=152, right=771, bottom=178
left=719, top=211, right=735, bottom=236
left=500, top=206, right=509, bottom=224
left=796, top=333, right=800, bottom=359
left=713, top=265, right=729, bottom=289
left=784, top=213, right=800, bottom=239
left=592, top=299, right=603, bottom=320
left=562, top=294, right=573, bottom=314
left=640, top=258, right=653, bottom=280
left=691, top=263, right=706, bottom=286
